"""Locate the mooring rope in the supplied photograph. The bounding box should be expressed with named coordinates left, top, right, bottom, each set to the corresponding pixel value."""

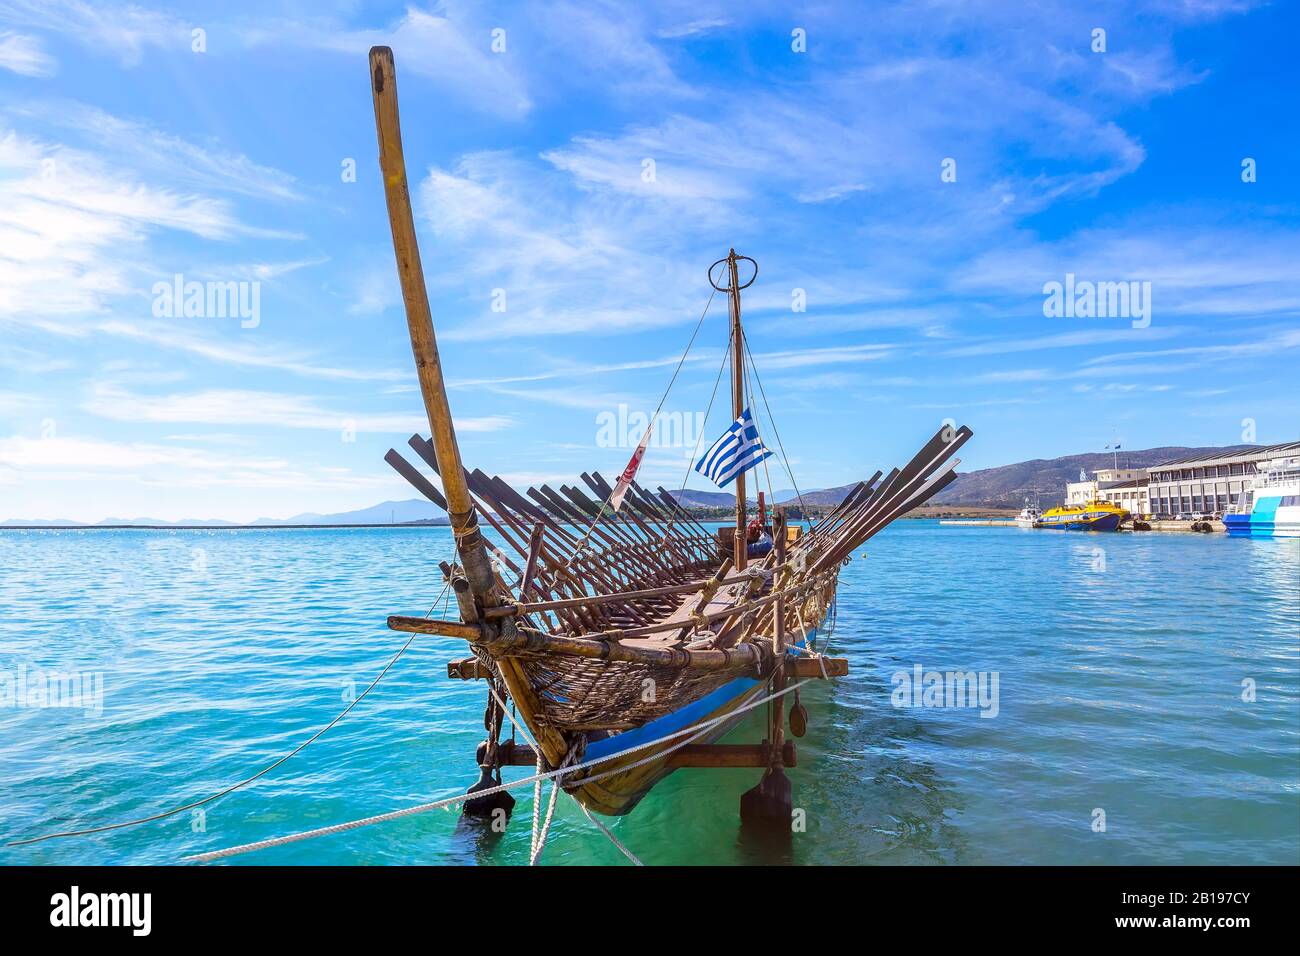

left=528, top=748, right=546, bottom=862
left=483, top=681, right=642, bottom=866
left=183, top=677, right=811, bottom=864
left=578, top=803, right=642, bottom=865
left=8, top=579, right=452, bottom=849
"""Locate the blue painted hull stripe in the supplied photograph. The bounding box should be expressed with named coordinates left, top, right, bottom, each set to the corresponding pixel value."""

left=582, top=627, right=816, bottom=762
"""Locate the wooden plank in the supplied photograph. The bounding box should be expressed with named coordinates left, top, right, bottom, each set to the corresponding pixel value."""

left=388, top=617, right=482, bottom=640
left=447, top=657, right=489, bottom=680
left=790, top=656, right=849, bottom=678
left=384, top=449, right=448, bottom=510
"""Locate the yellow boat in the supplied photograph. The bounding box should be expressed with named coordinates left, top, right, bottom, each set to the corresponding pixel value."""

left=1039, top=499, right=1128, bottom=531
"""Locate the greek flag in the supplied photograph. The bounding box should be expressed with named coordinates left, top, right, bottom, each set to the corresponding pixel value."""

left=695, top=407, right=772, bottom=488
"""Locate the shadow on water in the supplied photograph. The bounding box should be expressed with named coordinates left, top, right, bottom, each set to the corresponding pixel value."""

left=735, top=818, right=794, bottom=863
left=452, top=811, right=512, bottom=864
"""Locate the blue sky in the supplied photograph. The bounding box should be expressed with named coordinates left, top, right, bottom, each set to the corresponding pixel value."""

left=1, top=0, right=1296, bottom=522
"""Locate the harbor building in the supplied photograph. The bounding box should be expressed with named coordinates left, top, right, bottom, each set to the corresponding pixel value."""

left=1146, top=440, right=1300, bottom=518
left=1065, top=467, right=1150, bottom=513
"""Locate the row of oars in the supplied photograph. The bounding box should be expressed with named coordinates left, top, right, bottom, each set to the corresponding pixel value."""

left=385, top=435, right=721, bottom=631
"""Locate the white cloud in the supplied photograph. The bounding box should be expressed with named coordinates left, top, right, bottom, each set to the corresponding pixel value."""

left=0, top=432, right=289, bottom=472
left=0, top=0, right=190, bottom=67
left=0, top=127, right=296, bottom=330
left=0, top=30, right=55, bottom=76
left=941, top=327, right=1183, bottom=358
left=955, top=224, right=1300, bottom=318
left=16, top=102, right=304, bottom=202
left=241, top=6, right=532, bottom=120
left=82, top=381, right=514, bottom=434
left=94, top=320, right=408, bottom=383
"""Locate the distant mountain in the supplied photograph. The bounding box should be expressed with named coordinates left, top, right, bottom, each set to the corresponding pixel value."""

left=668, top=489, right=737, bottom=509
left=774, top=483, right=859, bottom=507
left=252, top=499, right=448, bottom=526
left=931, top=444, right=1256, bottom=507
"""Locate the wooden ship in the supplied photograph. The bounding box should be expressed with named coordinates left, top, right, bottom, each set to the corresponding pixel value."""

left=369, top=48, right=972, bottom=828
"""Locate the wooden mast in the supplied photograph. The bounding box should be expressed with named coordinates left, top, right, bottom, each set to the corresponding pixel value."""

left=370, top=47, right=569, bottom=770
left=368, top=47, right=495, bottom=611
left=727, top=248, right=747, bottom=570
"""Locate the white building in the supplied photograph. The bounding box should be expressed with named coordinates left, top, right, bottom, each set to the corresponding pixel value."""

left=1065, top=468, right=1150, bottom=513
left=1146, top=440, right=1300, bottom=518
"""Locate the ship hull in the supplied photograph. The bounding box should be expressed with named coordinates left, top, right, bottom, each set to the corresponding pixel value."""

left=1225, top=496, right=1300, bottom=538
left=1038, top=511, right=1123, bottom=531
left=567, top=623, right=819, bottom=815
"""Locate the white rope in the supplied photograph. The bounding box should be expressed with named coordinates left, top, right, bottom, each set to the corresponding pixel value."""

left=579, top=803, right=643, bottom=866
left=529, top=775, right=559, bottom=866
left=528, top=748, right=545, bottom=861
left=794, top=600, right=829, bottom=681
left=184, top=676, right=809, bottom=864
left=486, top=683, right=638, bottom=867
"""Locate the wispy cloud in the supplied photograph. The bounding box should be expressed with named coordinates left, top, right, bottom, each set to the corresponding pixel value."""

left=0, top=124, right=298, bottom=330
left=94, top=320, right=408, bottom=383
left=240, top=6, right=532, bottom=120
left=0, top=0, right=189, bottom=67
left=83, top=382, right=515, bottom=434
left=15, top=101, right=304, bottom=202
left=0, top=30, right=54, bottom=76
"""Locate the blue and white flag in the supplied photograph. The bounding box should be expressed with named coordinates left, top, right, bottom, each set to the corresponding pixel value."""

left=694, top=407, right=772, bottom=488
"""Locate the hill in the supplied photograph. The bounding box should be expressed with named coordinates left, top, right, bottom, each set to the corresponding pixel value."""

left=931, top=445, right=1254, bottom=507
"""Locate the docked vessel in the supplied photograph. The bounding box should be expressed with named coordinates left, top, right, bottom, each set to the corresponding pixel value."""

left=1039, top=499, right=1128, bottom=531
left=1015, top=497, right=1042, bottom=528
left=368, top=48, right=973, bottom=829
left=1224, top=457, right=1300, bottom=537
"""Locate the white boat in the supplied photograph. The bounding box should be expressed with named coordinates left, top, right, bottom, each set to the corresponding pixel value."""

left=1224, top=456, right=1300, bottom=538
left=1015, top=497, right=1042, bottom=528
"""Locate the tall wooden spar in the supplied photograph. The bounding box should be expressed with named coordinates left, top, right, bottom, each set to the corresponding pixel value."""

left=728, top=250, right=746, bottom=570
left=369, top=47, right=568, bottom=781
left=713, top=249, right=758, bottom=571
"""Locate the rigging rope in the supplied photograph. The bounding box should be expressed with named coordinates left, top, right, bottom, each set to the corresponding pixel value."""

left=562, top=286, right=720, bottom=568
left=743, top=336, right=810, bottom=527
left=669, top=324, right=733, bottom=529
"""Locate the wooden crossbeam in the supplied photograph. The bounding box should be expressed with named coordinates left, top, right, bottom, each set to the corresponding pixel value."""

left=789, top=657, right=849, bottom=678
left=444, top=654, right=846, bottom=680
left=447, top=657, right=490, bottom=679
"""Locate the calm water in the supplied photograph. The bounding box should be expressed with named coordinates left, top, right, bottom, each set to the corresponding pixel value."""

left=1, top=522, right=1296, bottom=866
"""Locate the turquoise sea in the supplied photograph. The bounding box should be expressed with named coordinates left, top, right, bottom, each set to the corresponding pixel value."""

left=1, top=522, right=1297, bottom=865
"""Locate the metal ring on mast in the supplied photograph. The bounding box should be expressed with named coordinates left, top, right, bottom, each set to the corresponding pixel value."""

left=708, top=253, right=758, bottom=292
